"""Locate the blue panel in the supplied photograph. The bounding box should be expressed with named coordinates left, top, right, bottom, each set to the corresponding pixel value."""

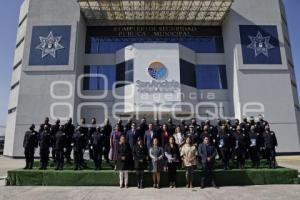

left=89, top=66, right=98, bottom=90
left=29, top=26, right=71, bottom=66
left=83, top=65, right=116, bottom=90
left=98, top=66, right=116, bottom=90
left=239, top=25, right=282, bottom=64
left=196, top=65, right=228, bottom=89
left=87, top=36, right=224, bottom=54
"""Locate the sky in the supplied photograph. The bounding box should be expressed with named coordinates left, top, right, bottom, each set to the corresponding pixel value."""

left=0, top=0, right=300, bottom=127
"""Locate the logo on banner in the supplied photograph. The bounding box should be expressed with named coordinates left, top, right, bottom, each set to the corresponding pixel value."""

left=29, top=25, right=71, bottom=66
left=247, top=31, right=274, bottom=57
left=136, top=61, right=179, bottom=93
left=148, top=62, right=168, bottom=80
left=36, top=31, right=64, bottom=58
left=239, top=25, right=281, bottom=64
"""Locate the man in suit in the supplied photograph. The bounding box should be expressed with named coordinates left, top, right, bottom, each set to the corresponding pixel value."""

left=198, top=136, right=218, bottom=189
left=125, top=118, right=133, bottom=135
left=23, top=124, right=38, bottom=169
left=144, top=123, right=156, bottom=151
left=126, top=122, right=138, bottom=150
left=139, top=118, right=148, bottom=139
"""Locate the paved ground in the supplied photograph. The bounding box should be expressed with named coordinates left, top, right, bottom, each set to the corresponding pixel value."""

left=0, top=155, right=299, bottom=200
left=0, top=156, right=23, bottom=177
left=1, top=185, right=300, bottom=200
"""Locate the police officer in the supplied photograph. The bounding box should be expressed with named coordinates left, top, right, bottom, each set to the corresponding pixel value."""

left=263, top=125, right=278, bottom=168
left=139, top=118, right=148, bottom=139
left=153, top=119, right=162, bottom=145
left=91, top=127, right=105, bottom=170
left=249, top=125, right=260, bottom=168
left=103, top=118, right=112, bottom=163
left=39, top=117, right=51, bottom=133
left=23, top=124, right=38, bottom=169
left=189, top=118, right=201, bottom=135
left=216, top=124, right=232, bottom=170
left=233, top=125, right=249, bottom=169
left=124, top=118, right=133, bottom=135
left=179, top=119, right=188, bottom=136
left=79, top=118, right=89, bottom=167
left=204, top=120, right=214, bottom=135
left=55, top=125, right=66, bottom=170
left=200, top=125, right=213, bottom=145
left=167, top=118, right=176, bottom=135
left=88, top=118, right=97, bottom=160
left=64, top=118, right=75, bottom=163
left=255, top=115, right=266, bottom=157
left=51, top=119, right=60, bottom=162
left=39, top=124, right=51, bottom=170
left=240, top=117, right=250, bottom=135
left=72, top=126, right=86, bottom=170
left=186, top=125, right=199, bottom=146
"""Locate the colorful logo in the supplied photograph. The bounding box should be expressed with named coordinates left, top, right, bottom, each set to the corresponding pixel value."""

left=148, top=62, right=168, bottom=80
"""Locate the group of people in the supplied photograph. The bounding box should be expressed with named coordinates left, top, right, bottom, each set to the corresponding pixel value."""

left=23, top=114, right=278, bottom=189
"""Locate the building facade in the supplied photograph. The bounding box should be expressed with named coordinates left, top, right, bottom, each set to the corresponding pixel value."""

left=4, top=0, right=300, bottom=157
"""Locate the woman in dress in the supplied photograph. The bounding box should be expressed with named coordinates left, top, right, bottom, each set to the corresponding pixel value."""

left=164, top=136, right=180, bottom=188
left=161, top=124, right=170, bottom=147
left=116, top=135, right=131, bottom=188
left=132, top=137, right=148, bottom=189
left=110, top=125, right=122, bottom=169
left=149, top=138, right=164, bottom=189
left=180, top=136, right=198, bottom=188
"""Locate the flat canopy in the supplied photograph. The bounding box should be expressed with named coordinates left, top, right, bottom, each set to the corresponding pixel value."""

left=79, top=0, right=234, bottom=26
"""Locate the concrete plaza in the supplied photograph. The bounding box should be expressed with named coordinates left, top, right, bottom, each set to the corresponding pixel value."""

left=0, top=156, right=299, bottom=200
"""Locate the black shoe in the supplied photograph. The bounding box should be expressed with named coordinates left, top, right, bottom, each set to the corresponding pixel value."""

left=55, top=168, right=59, bottom=170
left=23, top=166, right=28, bottom=170
left=200, top=185, right=205, bottom=189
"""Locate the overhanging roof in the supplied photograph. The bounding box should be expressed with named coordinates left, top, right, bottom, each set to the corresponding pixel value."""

left=79, top=0, right=234, bottom=26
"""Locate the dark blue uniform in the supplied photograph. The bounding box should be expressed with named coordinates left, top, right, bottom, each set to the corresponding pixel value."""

left=55, top=130, right=66, bottom=170
left=233, top=131, right=249, bottom=169
left=72, top=130, right=86, bottom=170
left=23, top=129, right=38, bottom=169
left=216, top=130, right=232, bottom=170
left=249, top=131, right=261, bottom=168
left=91, top=130, right=105, bottom=170
left=263, top=130, right=278, bottom=168
left=39, top=130, right=51, bottom=170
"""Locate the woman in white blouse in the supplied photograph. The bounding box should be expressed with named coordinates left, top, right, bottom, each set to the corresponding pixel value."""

left=173, top=126, right=185, bottom=147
